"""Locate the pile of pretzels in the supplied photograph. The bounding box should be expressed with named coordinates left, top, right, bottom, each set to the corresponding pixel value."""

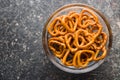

left=47, top=9, right=107, bottom=68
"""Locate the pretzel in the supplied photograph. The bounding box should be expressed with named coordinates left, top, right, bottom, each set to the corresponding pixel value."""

left=79, top=9, right=98, bottom=28
left=48, top=37, right=66, bottom=58
left=65, top=33, right=78, bottom=52
left=92, top=32, right=107, bottom=50
left=93, top=47, right=107, bottom=61
left=61, top=49, right=73, bottom=66
left=47, top=17, right=67, bottom=36
left=47, top=9, right=108, bottom=68
left=73, top=50, right=94, bottom=68
left=62, top=15, right=77, bottom=32
left=75, top=29, right=94, bottom=49
left=54, top=49, right=66, bottom=58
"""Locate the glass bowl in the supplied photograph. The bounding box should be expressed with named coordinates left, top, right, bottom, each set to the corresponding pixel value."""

left=42, top=3, right=112, bottom=74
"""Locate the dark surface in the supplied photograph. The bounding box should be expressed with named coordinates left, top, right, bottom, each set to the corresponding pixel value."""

left=0, top=0, right=120, bottom=80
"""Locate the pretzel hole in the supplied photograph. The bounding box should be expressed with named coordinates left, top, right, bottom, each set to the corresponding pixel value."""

left=52, top=43, right=64, bottom=52
left=96, top=51, right=103, bottom=58
left=86, top=53, right=92, bottom=59
left=57, top=25, right=66, bottom=32
left=84, top=36, right=92, bottom=43
left=81, top=19, right=86, bottom=25
left=61, top=28, right=67, bottom=32
left=56, top=20, right=61, bottom=24
left=80, top=53, right=88, bottom=62
left=67, top=20, right=74, bottom=29
left=72, top=17, right=76, bottom=22
left=78, top=31, right=85, bottom=36
left=92, top=26, right=99, bottom=33
left=95, top=35, right=104, bottom=43
left=71, top=43, right=76, bottom=48
left=70, top=38, right=77, bottom=49
left=98, top=34, right=104, bottom=39
left=66, top=54, right=73, bottom=62
left=96, top=50, right=103, bottom=58
left=72, top=44, right=76, bottom=48
left=77, top=36, right=83, bottom=45
left=89, top=16, right=96, bottom=22
left=49, top=26, right=56, bottom=34
left=87, top=25, right=92, bottom=29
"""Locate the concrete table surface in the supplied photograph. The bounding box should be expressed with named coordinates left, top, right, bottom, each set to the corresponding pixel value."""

left=0, top=0, right=120, bottom=80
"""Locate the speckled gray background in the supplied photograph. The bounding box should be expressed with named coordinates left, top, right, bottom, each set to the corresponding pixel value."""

left=0, top=0, right=120, bottom=80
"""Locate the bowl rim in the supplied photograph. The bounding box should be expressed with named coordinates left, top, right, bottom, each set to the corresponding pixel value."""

left=42, top=3, right=112, bottom=74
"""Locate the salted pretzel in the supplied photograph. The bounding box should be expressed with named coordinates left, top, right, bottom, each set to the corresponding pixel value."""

left=47, top=9, right=108, bottom=68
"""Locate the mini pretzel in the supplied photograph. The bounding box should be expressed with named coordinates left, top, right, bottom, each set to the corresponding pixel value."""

left=62, top=15, right=77, bottom=32
left=47, top=9, right=108, bottom=68
left=73, top=50, right=94, bottom=68
left=65, top=33, right=78, bottom=52
left=54, top=49, right=66, bottom=58
left=48, top=17, right=67, bottom=36
left=93, top=32, right=108, bottom=50
left=75, top=29, right=94, bottom=49
left=93, top=47, right=107, bottom=61
left=79, top=9, right=98, bottom=28
left=54, top=23, right=67, bottom=35
left=48, top=37, right=66, bottom=57
left=61, top=49, right=73, bottom=66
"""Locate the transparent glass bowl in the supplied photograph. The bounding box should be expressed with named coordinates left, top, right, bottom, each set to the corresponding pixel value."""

left=42, top=3, right=112, bottom=74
